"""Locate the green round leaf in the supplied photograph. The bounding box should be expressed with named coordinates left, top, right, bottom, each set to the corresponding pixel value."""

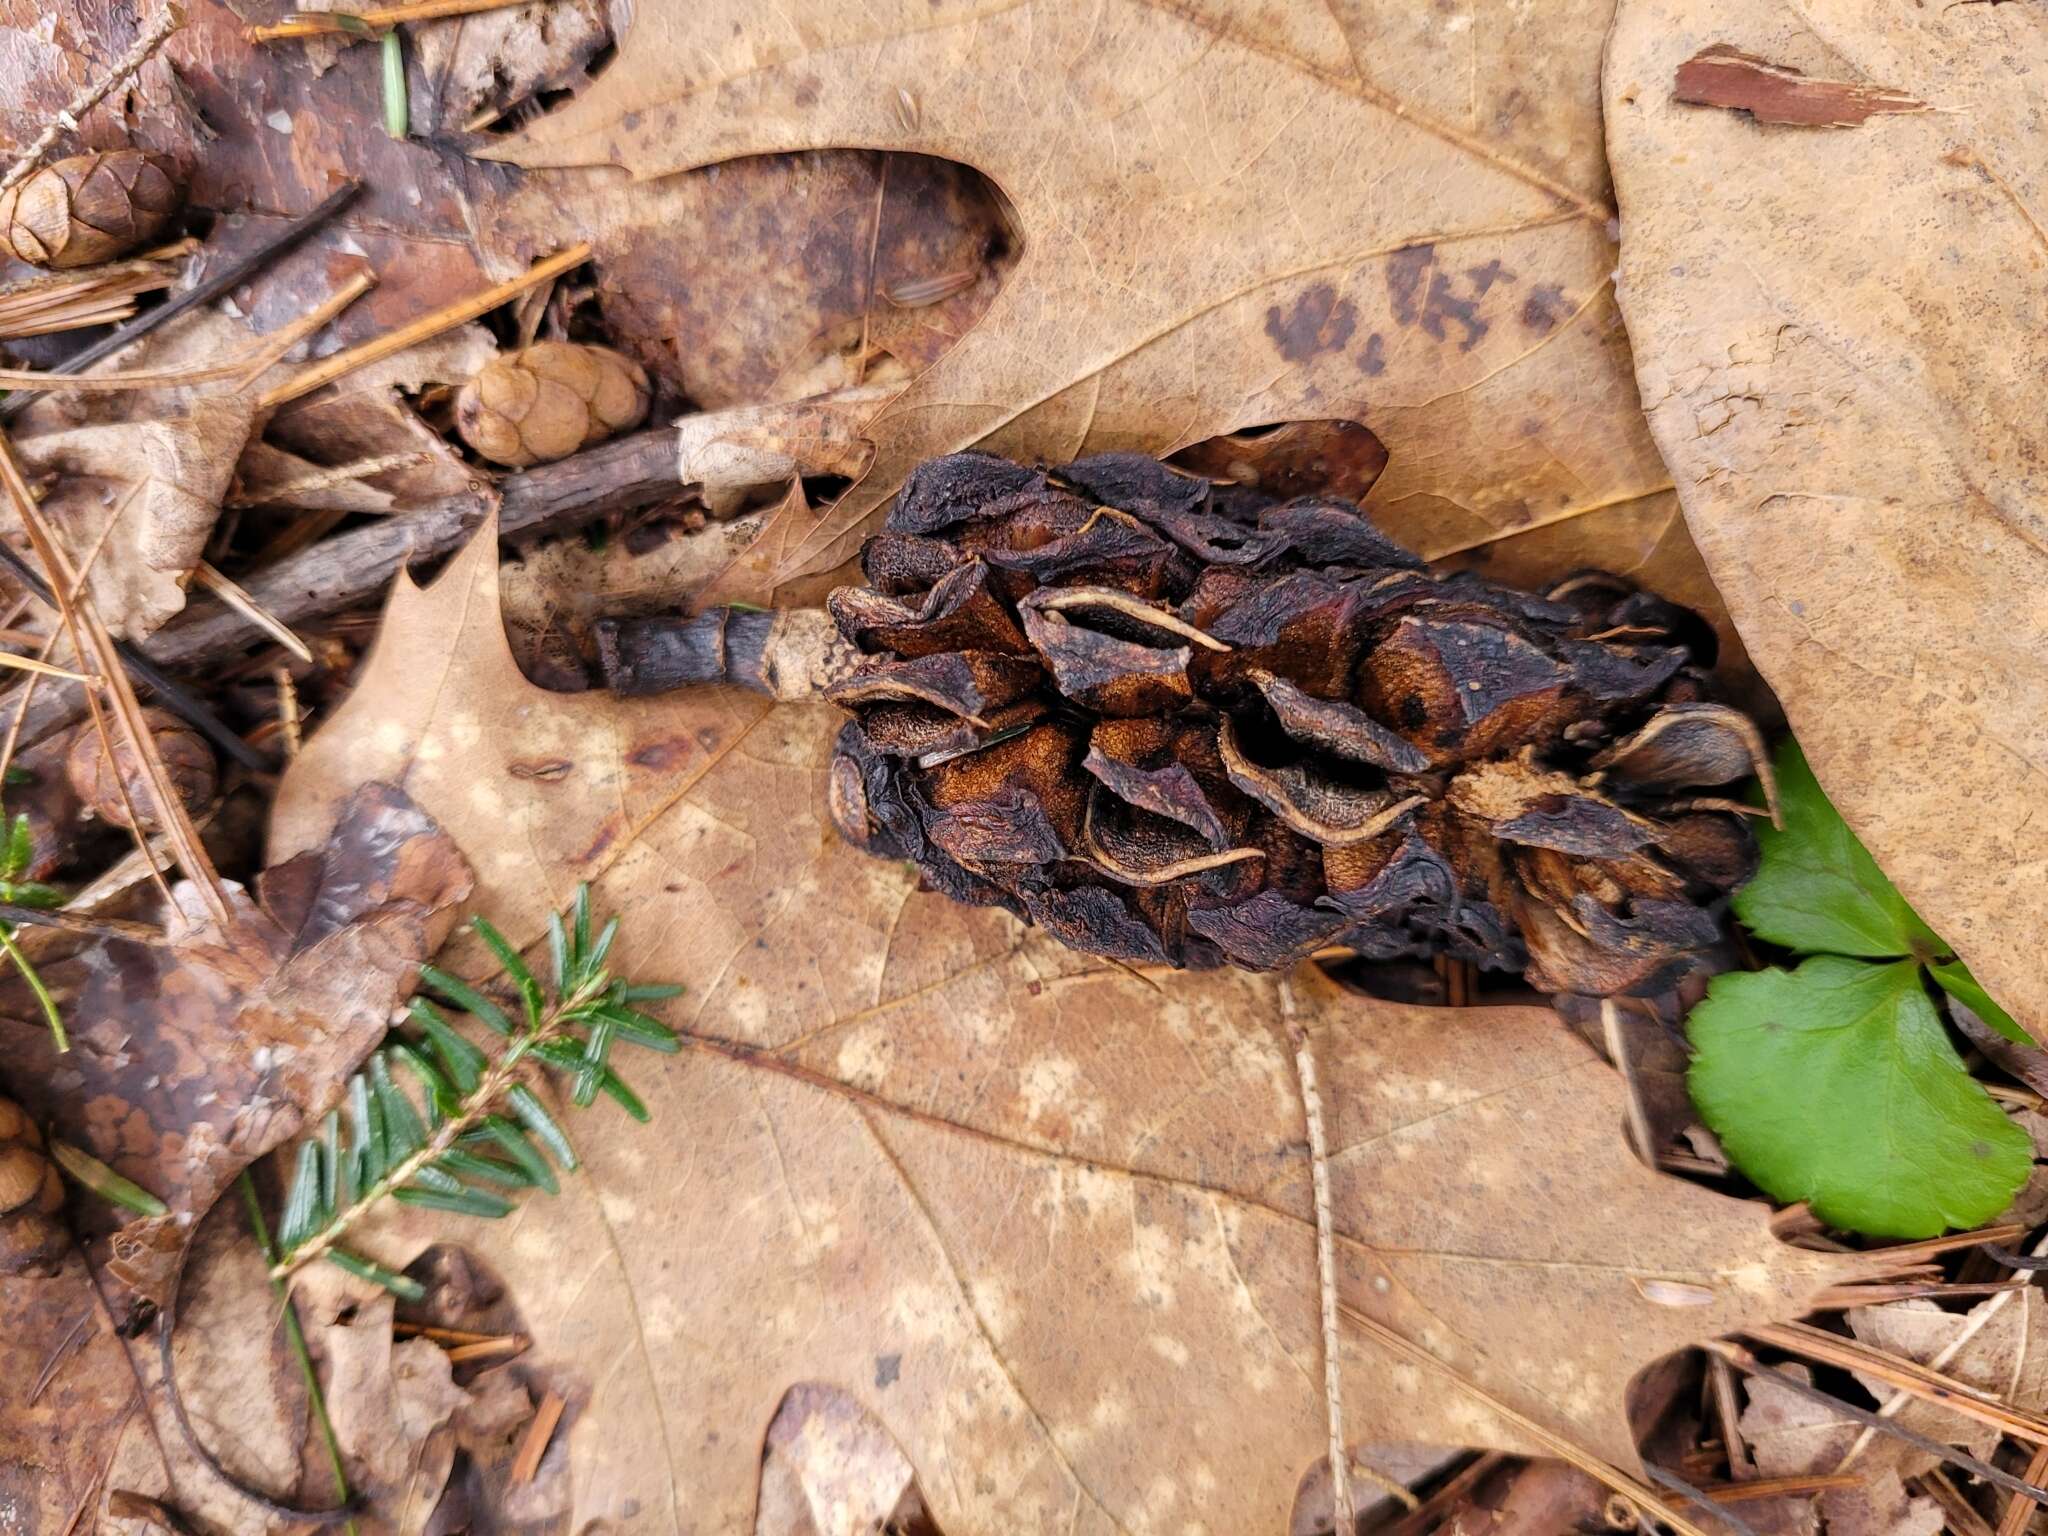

left=1688, top=956, right=2029, bottom=1238
left=1735, top=739, right=1947, bottom=961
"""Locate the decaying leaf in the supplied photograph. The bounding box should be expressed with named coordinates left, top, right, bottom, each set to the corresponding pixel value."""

left=1605, top=0, right=2048, bottom=1037
left=474, top=151, right=1014, bottom=412
left=1739, top=1284, right=2048, bottom=1535
left=0, top=783, right=470, bottom=1319
left=313, top=1290, right=470, bottom=1518
left=489, top=0, right=1675, bottom=590
left=271, top=528, right=1871, bottom=1531
left=12, top=380, right=253, bottom=642
left=754, top=1384, right=923, bottom=1536
left=0, top=1170, right=146, bottom=1536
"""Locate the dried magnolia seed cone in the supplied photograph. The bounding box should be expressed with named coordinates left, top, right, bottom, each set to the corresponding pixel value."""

left=65, top=707, right=218, bottom=831
left=0, top=1098, right=68, bottom=1277
left=0, top=150, right=181, bottom=269
left=456, top=341, right=652, bottom=468
left=815, top=451, right=1769, bottom=997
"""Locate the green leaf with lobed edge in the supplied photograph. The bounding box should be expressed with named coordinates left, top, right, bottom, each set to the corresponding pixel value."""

left=1689, top=957, right=2030, bottom=1238
left=1929, top=959, right=2032, bottom=1047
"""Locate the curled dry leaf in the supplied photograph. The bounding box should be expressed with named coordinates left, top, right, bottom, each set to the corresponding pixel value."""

left=488, top=0, right=1675, bottom=588
left=1606, top=0, right=2048, bottom=1036
left=271, top=527, right=1869, bottom=1533
left=0, top=782, right=470, bottom=1320
left=11, top=357, right=254, bottom=641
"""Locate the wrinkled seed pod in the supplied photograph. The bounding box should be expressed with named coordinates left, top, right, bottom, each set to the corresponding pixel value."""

left=65, top=707, right=217, bottom=831
left=455, top=341, right=651, bottom=467
left=0, top=150, right=181, bottom=269
left=820, top=451, right=1771, bottom=998
left=0, top=1100, right=68, bottom=1277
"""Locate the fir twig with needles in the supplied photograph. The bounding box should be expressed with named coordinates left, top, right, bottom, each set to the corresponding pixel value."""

left=270, top=884, right=683, bottom=1295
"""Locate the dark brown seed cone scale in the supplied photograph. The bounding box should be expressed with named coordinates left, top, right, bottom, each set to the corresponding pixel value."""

left=817, top=452, right=1768, bottom=996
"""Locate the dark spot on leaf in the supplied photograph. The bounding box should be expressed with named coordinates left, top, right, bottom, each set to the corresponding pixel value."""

left=1465, top=259, right=1513, bottom=295
left=629, top=738, right=690, bottom=770
left=875, top=1352, right=901, bottom=1388
left=1974, top=1139, right=1993, bottom=1159
left=1358, top=333, right=1386, bottom=376
left=1387, top=244, right=1434, bottom=327
left=1420, top=274, right=1487, bottom=350
left=793, top=76, right=820, bottom=107
left=1521, top=284, right=1568, bottom=333
left=576, top=821, right=619, bottom=864
left=1263, top=284, right=1358, bottom=363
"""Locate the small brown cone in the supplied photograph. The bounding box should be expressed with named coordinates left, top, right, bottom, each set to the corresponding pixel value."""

left=455, top=341, right=652, bottom=467
left=0, top=1099, right=67, bottom=1276
left=0, top=150, right=181, bottom=269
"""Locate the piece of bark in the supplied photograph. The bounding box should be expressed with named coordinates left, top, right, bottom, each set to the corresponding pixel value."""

left=1673, top=45, right=1926, bottom=128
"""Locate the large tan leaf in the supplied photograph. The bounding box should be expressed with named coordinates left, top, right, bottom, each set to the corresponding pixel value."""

left=1604, top=0, right=2048, bottom=1034
left=489, top=0, right=1673, bottom=584
left=271, top=527, right=1861, bottom=1533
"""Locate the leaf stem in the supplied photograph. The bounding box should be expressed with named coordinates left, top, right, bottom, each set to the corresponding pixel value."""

left=239, top=1171, right=357, bottom=1535
left=0, top=921, right=65, bottom=1051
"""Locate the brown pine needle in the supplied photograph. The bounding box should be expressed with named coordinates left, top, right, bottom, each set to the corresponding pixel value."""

left=1999, top=1445, right=2048, bottom=1536
left=0, top=651, right=91, bottom=683
left=1749, top=1318, right=2048, bottom=1446
left=258, top=245, right=591, bottom=410
left=392, top=1322, right=496, bottom=1344
left=509, top=1390, right=565, bottom=1484
left=1378, top=1453, right=1505, bottom=1536
left=1918, top=1470, right=2002, bottom=1536
left=194, top=563, right=313, bottom=662
left=1698, top=1473, right=1864, bottom=1503
left=0, top=442, right=176, bottom=912
left=443, top=1335, right=528, bottom=1365
left=0, top=271, right=372, bottom=396
left=246, top=0, right=534, bottom=42
left=0, top=251, right=189, bottom=340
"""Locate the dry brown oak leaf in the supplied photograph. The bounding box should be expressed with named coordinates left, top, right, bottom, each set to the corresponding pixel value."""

left=487, top=0, right=1676, bottom=592
left=0, top=783, right=471, bottom=1321
left=1605, top=0, right=2048, bottom=1037
left=269, top=526, right=1875, bottom=1535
